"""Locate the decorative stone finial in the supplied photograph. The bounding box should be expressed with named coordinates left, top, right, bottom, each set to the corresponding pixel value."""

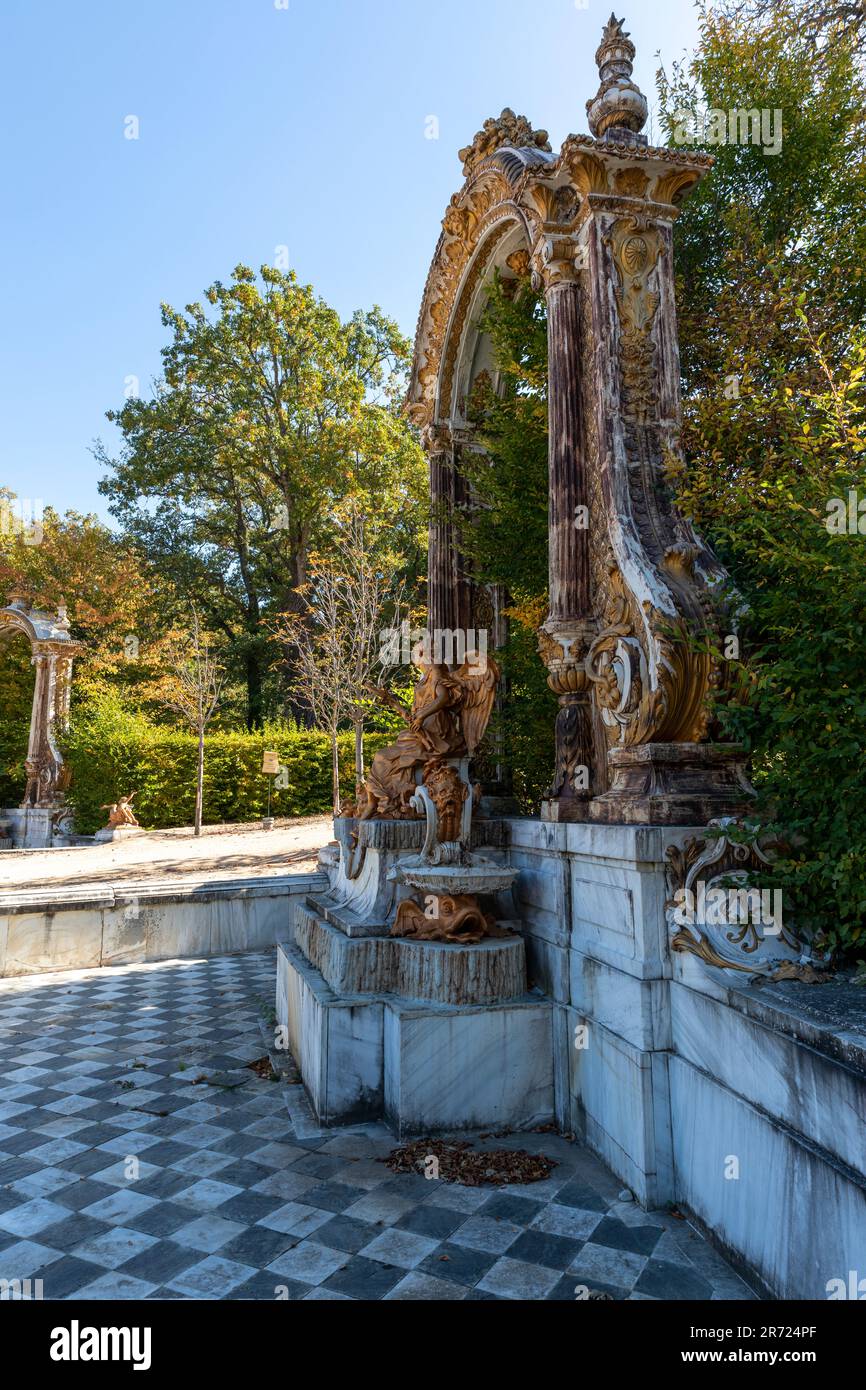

left=586, top=13, right=648, bottom=147
left=458, top=108, right=552, bottom=177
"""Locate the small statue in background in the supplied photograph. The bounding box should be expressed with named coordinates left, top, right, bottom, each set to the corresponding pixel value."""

left=355, top=654, right=499, bottom=820
left=100, top=792, right=140, bottom=829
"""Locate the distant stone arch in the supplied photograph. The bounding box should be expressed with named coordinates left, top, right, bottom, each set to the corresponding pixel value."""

left=0, top=594, right=83, bottom=846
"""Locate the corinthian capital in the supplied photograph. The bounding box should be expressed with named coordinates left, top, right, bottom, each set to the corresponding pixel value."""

left=421, top=423, right=453, bottom=455
left=531, top=234, right=585, bottom=292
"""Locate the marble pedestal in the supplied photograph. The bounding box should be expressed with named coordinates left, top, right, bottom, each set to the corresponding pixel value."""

left=93, top=825, right=146, bottom=844
left=2, top=806, right=67, bottom=849
left=276, top=818, right=554, bottom=1136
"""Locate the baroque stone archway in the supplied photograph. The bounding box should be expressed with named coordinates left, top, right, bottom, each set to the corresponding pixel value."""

left=0, top=594, right=83, bottom=847
left=408, top=15, right=752, bottom=826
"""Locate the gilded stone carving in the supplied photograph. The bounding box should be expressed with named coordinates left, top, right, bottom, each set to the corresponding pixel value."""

left=653, top=168, right=703, bottom=207
left=585, top=15, right=649, bottom=142
left=665, top=819, right=821, bottom=978
left=585, top=568, right=645, bottom=734
left=356, top=655, right=500, bottom=820
left=580, top=214, right=728, bottom=751
left=561, top=149, right=611, bottom=197
left=528, top=183, right=582, bottom=227
left=458, top=109, right=551, bottom=177
left=505, top=248, right=531, bottom=277
left=391, top=893, right=501, bottom=944
left=422, top=758, right=467, bottom=844
left=532, top=232, right=583, bottom=290
left=608, top=216, right=663, bottom=424
left=100, top=793, right=140, bottom=830
left=614, top=166, right=650, bottom=198
left=408, top=15, right=748, bottom=824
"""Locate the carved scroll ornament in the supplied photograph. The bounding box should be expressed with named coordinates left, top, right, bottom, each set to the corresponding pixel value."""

left=664, top=819, right=827, bottom=981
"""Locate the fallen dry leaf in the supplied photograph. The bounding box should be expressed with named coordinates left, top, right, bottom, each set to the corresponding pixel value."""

left=381, top=1137, right=557, bottom=1187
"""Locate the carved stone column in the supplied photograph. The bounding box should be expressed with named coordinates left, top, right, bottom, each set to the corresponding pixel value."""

left=23, top=652, right=51, bottom=806
left=565, top=17, right=752, bottom=825
left=425, top=427, right=474, bottom=643
left=535, top=238, right=596, bottom=821
left=427, top=429, right=455, bottom=637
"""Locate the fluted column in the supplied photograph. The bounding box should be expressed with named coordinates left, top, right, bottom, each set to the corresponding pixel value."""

left=24, top=652, right=51, bottom=807
left=426, top=427, right=473, bottom=649
left=427, top=436, right=457, bottom=637
left=535, top=237, right=596, bottom=821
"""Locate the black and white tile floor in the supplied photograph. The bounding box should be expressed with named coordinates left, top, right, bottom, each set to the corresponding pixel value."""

left=0, top=951, right=756, bottom=1301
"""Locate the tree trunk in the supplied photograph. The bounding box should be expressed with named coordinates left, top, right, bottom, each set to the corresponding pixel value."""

left=331, top=730, right=341, bottom=817
left=195, top=728, right=205, bottom=836
left=353, top=719, right=365, bottom=791
left=245, top=650, right=264, bottom=731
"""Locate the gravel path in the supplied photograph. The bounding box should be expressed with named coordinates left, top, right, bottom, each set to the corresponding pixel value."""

left=0, top=818, right=332, bottom=891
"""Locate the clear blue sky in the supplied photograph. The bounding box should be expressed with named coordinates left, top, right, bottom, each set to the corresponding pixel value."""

left=1, top=0, right=701, bottom=522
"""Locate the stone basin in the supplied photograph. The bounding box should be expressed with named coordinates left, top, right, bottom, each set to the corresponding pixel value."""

left=400, top=858, right=517, bottom=898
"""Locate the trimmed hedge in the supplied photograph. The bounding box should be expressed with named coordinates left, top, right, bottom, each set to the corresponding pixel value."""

left=61, top=700, right=388, bottom=833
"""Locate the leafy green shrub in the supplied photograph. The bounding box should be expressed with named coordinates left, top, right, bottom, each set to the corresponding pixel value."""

left=676, top=326, right=866, bottom=960
left=61, top=694, right=388, bottom=832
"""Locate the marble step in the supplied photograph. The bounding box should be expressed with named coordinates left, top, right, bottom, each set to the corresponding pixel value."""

left=293, top=905, right=527, bottom=1007
left=306, top=893, right=387, bottom=938
left=277, top=942, right=554, bottom=1134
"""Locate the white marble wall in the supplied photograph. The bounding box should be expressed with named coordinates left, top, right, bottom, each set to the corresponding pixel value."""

left=503, top=815, right=866, bottom=1299
left=0, top=873, right=325, bottom=976
left=669, top=1053, right=866, bottom=1300
left=277, top=941, right=555, bottom=1136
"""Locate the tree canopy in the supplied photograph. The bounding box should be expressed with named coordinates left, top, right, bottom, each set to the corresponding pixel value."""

left=97, top=264, right=426, bottom=727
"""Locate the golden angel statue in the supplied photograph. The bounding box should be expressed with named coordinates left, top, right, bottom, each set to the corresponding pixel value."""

left=100, top=792, right=140, bottom=829
left=354, top=654, right=499, bottom=820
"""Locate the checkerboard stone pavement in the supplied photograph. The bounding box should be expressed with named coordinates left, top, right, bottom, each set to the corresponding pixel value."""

left=0, top=950, right=757, bottom=1302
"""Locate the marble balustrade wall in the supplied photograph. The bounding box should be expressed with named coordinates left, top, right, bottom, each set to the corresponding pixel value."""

left=503, top=816, right=866, bottom=1301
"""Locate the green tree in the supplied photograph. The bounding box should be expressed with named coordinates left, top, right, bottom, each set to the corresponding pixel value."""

left=658, top=3, right=866, bottom=958
left=657, top=0, right=866, bottom=392
left=97, top=264, right=426, bottom=728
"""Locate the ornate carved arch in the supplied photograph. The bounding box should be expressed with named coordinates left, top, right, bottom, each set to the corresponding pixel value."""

left=0, top=595, right=83, bottom=832
left=408, top=17, right=752, bottom=827
left=409, top=144, right=551, bottom=434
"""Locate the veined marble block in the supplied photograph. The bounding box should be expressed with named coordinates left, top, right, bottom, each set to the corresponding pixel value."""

left=277, top=941, right=554, bottom=1135
left=294, top=903, right=526, bottom=1006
